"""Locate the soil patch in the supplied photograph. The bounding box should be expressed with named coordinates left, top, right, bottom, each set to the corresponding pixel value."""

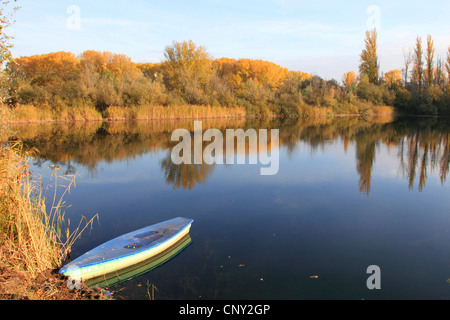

left=0, top=262, right=111, bottom=300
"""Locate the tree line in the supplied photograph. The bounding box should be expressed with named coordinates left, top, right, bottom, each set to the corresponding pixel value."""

left=357, top=29, right=450, bottom=115
left=1, top=33, right=449, bottom=118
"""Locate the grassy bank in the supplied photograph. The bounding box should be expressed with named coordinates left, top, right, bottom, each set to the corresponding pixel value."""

left=0, top=142, right=104, bottom=299
left=1, top=104, right=247, bottom=123
left=1, top=103, right=395, bottom=124
left=103, top=104, right=246, bottom=121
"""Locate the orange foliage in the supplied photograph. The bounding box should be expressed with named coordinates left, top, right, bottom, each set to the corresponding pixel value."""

left=15, top=51, right=80, bottom=83
left=136, top=62, right=162, bottom=79
left=383, top=69, right=402, bottom=87
left=79, top=50, right=108, bottom=73
left=79, top=50, right=142, bottom=79
left=214, top=58, right=290, bottom=90
left=105, top=52, right=142, bottom=79
left=343, top=71, right=358, bottom=89
left=15, top=50, right=143, bottom=84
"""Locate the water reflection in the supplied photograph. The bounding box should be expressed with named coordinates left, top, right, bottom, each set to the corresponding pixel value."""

left=84, top=234, right=192, bottom=289
left=161, top=152, right=216, bottom=190
left=4, top=116, right=449, bottom=194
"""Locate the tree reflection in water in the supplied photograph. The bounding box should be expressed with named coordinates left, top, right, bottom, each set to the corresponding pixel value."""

left=4, top=116, right=449, bottom=194
left=160, top=151, right=215, bottom=190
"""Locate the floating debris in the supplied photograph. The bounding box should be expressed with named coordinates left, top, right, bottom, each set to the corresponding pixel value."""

left=309, top=275, right=319, bottom=279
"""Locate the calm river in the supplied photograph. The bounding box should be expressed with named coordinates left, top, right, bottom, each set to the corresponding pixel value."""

left=7, top=116, right=450, bottom=300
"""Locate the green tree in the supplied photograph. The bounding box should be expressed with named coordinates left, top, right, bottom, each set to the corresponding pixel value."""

left=359, top=29, right=379, bottom=85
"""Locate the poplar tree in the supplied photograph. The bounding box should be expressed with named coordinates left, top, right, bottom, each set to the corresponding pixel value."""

left=446, top=46, right=450, bottom=80
left=403, top=49, right=412, bottom=86
left=412, top=36, right=424, bottom=94
left=424, top=35, right=435, bottom=87
left=359, top=29, right=379, bottom=84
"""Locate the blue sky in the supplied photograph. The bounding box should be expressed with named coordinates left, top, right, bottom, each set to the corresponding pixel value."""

left=8, top=0, right=450, bottom=80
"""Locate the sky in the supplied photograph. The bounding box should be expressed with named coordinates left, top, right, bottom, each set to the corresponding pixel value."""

left=7, top=0, right=450, bottom=81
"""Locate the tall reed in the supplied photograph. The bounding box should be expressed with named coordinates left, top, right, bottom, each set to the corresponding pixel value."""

left=103, top=104, right=246, bottom=121
left=0, top=142, right=97, bottom=279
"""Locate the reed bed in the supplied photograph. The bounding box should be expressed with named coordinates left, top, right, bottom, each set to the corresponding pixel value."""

left=0, top=142, right=97, bottom=280
left=4, top=104, right=103, bottom=123
left=2, top=104, right=246, bottom=123
left=103, top=104, right=247, bottom=121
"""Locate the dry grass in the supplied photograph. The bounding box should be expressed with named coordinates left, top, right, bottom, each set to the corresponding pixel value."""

left=103, top=104, right=246, bottom=121
left=368, top=105, right=396, bottom=116
left=6, top=104, right=54, bottom=123
left=298, top=104, right=334, bottom=117
left=0, top=142, right=97, bottom=280
left=55, top=105, right=103, bottom=122
left=3, top=104, right=103, bottom=123
left=2, top=104, right=246, bottom=123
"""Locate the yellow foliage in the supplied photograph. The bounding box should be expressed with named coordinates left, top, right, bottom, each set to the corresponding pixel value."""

left=214, top=58, right=291, bottom=91
left=343, top=71, right=358, bottom=89
left=136, top=62, right=162, bottom=79
left=383, top=69, right=402, bottom=87
left=79, top=50, right=142, bottom=79
left=15, top=51, right=80, bottom=83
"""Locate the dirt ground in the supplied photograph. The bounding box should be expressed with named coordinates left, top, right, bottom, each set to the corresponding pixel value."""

left=0, top=262, right=111, bottom=300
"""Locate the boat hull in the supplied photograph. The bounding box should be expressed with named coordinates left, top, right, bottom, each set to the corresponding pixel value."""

left=59, top=217, right=193, bottom=281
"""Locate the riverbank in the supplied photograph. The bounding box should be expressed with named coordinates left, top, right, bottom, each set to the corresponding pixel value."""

left=0, top=103, right=395, bottom=124
left=0, top=261, right=110, bottom=300
left=1, top=104, right=247, bottom=123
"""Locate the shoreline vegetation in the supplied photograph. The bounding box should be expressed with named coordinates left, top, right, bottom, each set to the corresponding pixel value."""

left=0, top=142, right=107, bottom=300
left=1, top=103, right=248, bottom=123
left=2, top=33, right=449, bottom=125
left=0, top=103, right=396, bottom=124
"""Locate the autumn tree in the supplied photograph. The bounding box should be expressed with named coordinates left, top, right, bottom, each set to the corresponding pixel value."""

left=105, top=52, right=141, bottom=80
left=446, top=46, right=450, bottom=80
left=9, top=52, right=80, bottom=106
left=383, top=69, right=402, bottom=88
left=136, top=62, right=162, bottom=80
left=342, top=71, right=358, bottom=91
left=162, top=40, right=214, bottom=104
left=359, top=29, right=379, bottom=84
left=424, top=35, right=435, bottom=87
left=14, top=52, right=80, bottom=85
left=0, top=0, right=19, bottom=104
left=411, top=36, right=424, bottom=95
left=402, top=48, right=412, bottom=86
left=234, top=59, right=289, bottom=89
left=214, top=58, right=292, bottom=98
left=434, top=57, right=445, bottom=89
left=0, top=0, right=19, bottom=63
